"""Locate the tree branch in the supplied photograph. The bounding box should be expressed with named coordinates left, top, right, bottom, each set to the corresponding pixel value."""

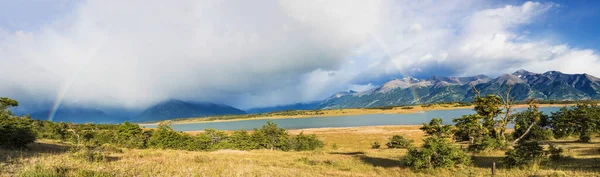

left=512, top=121, right=536, bottom=145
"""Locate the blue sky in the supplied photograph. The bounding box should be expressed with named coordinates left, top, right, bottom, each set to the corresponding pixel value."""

left=0, top=0, right=599, bottom=111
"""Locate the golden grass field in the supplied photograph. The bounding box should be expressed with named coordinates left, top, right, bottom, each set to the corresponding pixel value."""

left=143, top=103, right=573, bottom=125
left=2, top=125, right=599, bottom=177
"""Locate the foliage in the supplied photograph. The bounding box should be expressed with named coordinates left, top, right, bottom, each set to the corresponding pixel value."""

left=403, top=137, right=471, bottom=169
left=512, top=105, right=553, bottom=141
left=228, top=129, right=258, bottom=150
left=116, top=121, right=145, bottom=148
left=551, top=104, right=600, bottom=142
left=371, top=141, right=381, bottom=149
left=252, top=121, right=290, bottom=151
left=386, top=135, right=414, bottom=148
left=548, top=144, right=564, bottom=161
left=467, top=135, right=507, bottom=153
left=420, top=118, right=454, bottom=138
left=0, top=98, right=36, bottom=149
left=290, top=132, right=324, bottom=151
left=503, top=141, right=547, bottom=168
left=452, top=114, right=484, bottom=143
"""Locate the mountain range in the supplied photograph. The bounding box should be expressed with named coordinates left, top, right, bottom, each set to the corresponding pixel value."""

left=22, top=70, right=600, bottom=122
left=314, top=69, right=600, bottom=109
left=26, top=99, right=246, bottom=123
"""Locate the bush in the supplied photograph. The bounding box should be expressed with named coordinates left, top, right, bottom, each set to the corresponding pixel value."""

left=420, top=118, right=453, bottom=138
left=403, top=137, right=471, bottom=169
left=513, top=107, right=553, bottom=141
left=228, top=129, right=258, bottom=150
left=252, top=121, right=290, bottom=151
left=291, top=132, right=324, bottom=151
left=467, top=135, right=508, bottom=152
left=0, top=116, right=37, bottom=149
left=371, top=141, right=381, bottom=149
left=386, top=135, right=414, bottom=148
left=503, top=141, right=547, bottom=168
left=548, top=144, right=564, bottom=161
left=72, top=148, right=108, bottom=163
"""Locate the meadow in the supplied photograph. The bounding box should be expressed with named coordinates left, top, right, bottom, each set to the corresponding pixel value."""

left=2, top=125, right=599, bottom=177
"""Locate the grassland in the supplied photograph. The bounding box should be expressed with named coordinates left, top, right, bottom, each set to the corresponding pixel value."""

left=142, top=103, right=573, bottom=125
left=2, top=125, right=599, bottom=177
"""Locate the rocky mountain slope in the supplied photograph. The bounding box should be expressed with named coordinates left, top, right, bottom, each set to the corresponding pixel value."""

left=317, top=70, right=600, bottom=109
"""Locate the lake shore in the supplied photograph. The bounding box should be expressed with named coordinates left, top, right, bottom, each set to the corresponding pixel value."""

left=140, top=103, right=573, bottom=126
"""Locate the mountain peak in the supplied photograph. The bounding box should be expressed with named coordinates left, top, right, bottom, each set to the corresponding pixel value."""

left=513, top=69, right=535, bottom=76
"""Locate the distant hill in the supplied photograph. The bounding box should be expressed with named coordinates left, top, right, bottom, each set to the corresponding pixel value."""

left=29, top=107, right=125, bottom=124
left=246, top=101, right=321, bottom=114
left=134, top=99, right=246, bottom=122
left=318, top=70, right=600, bottom=109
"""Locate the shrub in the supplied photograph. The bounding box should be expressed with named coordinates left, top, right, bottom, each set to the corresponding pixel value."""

left=72, top=148, right=108, bottom=163
left=420, top=118, right=454, bottom=138
left=0, top=116, right=37, bottom=149
left=331, top=143, right=338, bottom=150
left=0, top=97, right=36, bottom=149
left=290, top=132, right=324, bottom=151
left=503, top=141, right=547, bottom=168
left=403, top=137, right=471, bottom=169
left=252, top=121, right=290, bottom=151
left=468, top=135, right=508, bottom=152
left=228, top=129, right=258, bottom=150
left=548, top=144, right=564, bottom=161
left=116, top=121, right=145, bottom=148
left=386, top=135, right=413, bottom=148
left=513, top=107, right=553, bottom=141
left=372, top=141, right=381, bottom=149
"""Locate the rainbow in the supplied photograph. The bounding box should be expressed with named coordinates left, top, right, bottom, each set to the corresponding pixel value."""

left=47, top=35, right=110, bottom=121
left=373, top=35, right=422, bottom=105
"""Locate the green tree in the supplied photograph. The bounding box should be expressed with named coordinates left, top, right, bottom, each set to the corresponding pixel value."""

left=420, top=118, right=454, bottom=138
left=116, top=121, right=145, bottom=148
left=228, top=129, right=258, bottom=150
left=386, top=135, right=414, bottom=148
left=0, top=97, right=36, bottom=148
left=551, top=104, right=600, bottom=142
left=452, top=114, right=484, bottom=143
left=290, top=132, right=324, bottom=151
left=403, top=137, right=471, bottom=169
left=512, top=104, right=552, bottom=142
left=503, top=141, right=546, bottom=168
left=252, top=121, right=290, bottom=150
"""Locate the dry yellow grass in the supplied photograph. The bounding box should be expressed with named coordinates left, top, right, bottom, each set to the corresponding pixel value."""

left=1, top=125, right=599, bottom=177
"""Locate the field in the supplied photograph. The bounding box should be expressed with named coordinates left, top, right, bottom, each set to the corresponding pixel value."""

left=2, top=125, right=599, bottom=177
left=141, top=103, right=573, bottom=125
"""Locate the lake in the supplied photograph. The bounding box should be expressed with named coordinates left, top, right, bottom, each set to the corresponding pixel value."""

left=143, top=107, right=562, bottom=131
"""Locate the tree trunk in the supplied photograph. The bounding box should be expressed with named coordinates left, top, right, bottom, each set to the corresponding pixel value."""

left=512, top=122, right=536, bottom=145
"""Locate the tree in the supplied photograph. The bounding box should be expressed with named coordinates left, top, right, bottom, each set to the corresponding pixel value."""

left=420, top=118, right=454, bottom=138
left=228, top=129, right=258, bottom=150
left=252, top=121, right=290, bottom=150
left=512, top=104, right=552, bottom=143
left=116, top=121, right=145, bottom=148
left=403, top=137, right=471, bottom=169
left=290, top=132, right=324, bottom=151
left=386, top=135, right=414, bottom=148
left=0, top=98, right=36, bottom=148
left=503, top=141, right=547, bottom=168
left=452, top=114, right=484, bottom=143
left=551, top=104, right=600, bottom=142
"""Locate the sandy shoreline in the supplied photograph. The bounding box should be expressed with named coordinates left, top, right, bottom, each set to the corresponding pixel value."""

left=139, top=103, right=572, bottom=126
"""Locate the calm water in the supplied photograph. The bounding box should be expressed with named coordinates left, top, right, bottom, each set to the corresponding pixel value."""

left=143, top=107, right=561, bottom=131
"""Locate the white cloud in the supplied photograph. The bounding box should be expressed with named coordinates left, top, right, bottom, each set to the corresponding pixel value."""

left=0, top=0, right=384, bottom=109
left=1, top=0, right=599, bottom=111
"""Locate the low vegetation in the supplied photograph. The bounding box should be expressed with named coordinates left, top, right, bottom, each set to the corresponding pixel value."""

left=2, top=88, right=600, bottom=176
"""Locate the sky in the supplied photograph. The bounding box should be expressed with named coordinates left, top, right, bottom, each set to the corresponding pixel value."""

left=0, top=0, right=599, bottom=112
